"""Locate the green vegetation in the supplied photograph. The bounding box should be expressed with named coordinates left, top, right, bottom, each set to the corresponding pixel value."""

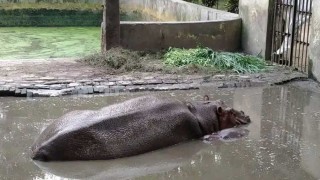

left=80, top=48, right=173, bottom=74
left=184, top=0, right=239, bottom=13
left=224, top=0, right=239, bottom=13
left=0, top=3, right=102, bottom=26
left=0, top=2, right=102, bottom=10
left=164, top=47, right=266, bottom=73
left=0, top=9, right=102, bottom=26
left=80, top=47, right=266, bottom=74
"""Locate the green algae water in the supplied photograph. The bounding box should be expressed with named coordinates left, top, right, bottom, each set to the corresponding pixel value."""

left=0, top=27, right=100, bottom=60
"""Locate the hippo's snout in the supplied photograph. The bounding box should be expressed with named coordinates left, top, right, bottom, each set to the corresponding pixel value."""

left=244, top=115, right=251, bottom=123
left=32, top=148, right=50, bottom=162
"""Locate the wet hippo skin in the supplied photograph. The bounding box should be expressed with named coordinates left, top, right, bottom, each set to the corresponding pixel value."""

left=31, top=95, right=250, bottom=161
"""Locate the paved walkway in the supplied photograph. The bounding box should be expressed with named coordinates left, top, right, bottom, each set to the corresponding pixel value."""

left=0, top=59, right=309, bottom=97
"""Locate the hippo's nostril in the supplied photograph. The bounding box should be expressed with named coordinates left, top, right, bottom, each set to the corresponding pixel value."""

left=32, top=150, right=49, bottom=162
left=246, top=117, right=251, bottom=123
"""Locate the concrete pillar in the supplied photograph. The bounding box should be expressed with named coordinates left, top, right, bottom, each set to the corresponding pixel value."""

left=101, top=0, right=120, bottom=52
left=239, top=0, right=273, bottom=59
left=308, top=1, right=320, bottom=81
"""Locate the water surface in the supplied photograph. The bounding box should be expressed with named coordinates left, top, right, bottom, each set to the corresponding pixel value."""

left=0, top=86, right=320, bottom=180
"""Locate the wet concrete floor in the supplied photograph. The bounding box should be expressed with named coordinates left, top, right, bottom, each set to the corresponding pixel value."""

left=0, top=85, right=320, bottom=180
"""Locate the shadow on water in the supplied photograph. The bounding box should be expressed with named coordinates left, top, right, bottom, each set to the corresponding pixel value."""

left=0, top=85, right=320, bottom=179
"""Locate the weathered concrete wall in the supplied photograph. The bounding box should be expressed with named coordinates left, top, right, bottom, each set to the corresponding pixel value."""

left=114, top=0, right=241, bottom=51
left=120, top=0, right=239, bottom=21
left=120, top=20, right=241, bottom=51
left=239, top=0, right=272, bottom=58
left=309, top=1, right=320, bottom=81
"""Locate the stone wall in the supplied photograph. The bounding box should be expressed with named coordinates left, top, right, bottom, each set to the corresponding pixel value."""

left=239, top=0, right=273, bottom=59
left=309, top=0, right=320, bottom=81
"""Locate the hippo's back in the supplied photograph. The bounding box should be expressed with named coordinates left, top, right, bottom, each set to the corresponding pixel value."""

left=32, top=96, right=203, bottom=161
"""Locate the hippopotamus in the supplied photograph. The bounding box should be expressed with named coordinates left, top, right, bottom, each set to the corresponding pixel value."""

left=31, top=95, right=250, bottom=161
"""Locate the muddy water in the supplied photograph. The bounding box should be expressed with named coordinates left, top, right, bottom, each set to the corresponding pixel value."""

left=0, top=86, right=320, bottom=180
left=0, top=27, right=101, bottom=60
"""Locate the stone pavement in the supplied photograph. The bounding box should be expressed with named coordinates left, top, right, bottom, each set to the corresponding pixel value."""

left=0, top=59, right=308, bottom=97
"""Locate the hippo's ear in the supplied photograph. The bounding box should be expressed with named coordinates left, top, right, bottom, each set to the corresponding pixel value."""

left=186, top=102, right=196, bottom=112
left=217, top=106, right=223, bottom=115
left=204, top=95, right=209, bottom=101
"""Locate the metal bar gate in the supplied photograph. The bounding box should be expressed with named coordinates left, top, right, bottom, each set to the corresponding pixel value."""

left=271, top=0, right=313, bottom=73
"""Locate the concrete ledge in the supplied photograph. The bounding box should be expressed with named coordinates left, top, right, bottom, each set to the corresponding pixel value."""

left=103, top=0, right=242, bottom=51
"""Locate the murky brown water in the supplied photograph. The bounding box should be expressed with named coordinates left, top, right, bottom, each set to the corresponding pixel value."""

left=1, top=86, right=320, bottom=180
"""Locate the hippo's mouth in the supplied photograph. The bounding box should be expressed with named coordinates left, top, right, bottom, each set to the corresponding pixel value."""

left=235, top=116, right=250, bottom=125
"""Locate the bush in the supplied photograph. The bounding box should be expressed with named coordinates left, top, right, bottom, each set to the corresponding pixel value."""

left=224, top=0, right=239, bottom=13
left=164, top=47, right=266, bottom=73
left=0, top=3, right=102, bottom=26
left=184, top=0, right=218, bottom=7
left=201, top=0, right=218, bottom=7
left=183, top=0, right=239, bottom=13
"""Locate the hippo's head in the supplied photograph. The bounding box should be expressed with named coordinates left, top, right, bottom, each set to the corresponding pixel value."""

left=202, top=95, right=251, bottom=131
left=215, top=100, right=251, bottom=130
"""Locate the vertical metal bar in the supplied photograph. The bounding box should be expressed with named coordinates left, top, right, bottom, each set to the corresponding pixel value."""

left=266, top=0, right=276, bottom=60
left=271, top=0, right=278, bottom=63
left=280, top=0, right=286, bottom=64
left=304, top=0, right=312, bottom=73
left=273, top=0, right=280, bottom=63
left=300, top=0, right=307, bottom=72
left=279, top=0, right=285, bottom=65
left=283, top=0, right=289, bottom=65
left=276, top=0, right=283, bottom=64
left=284, top=0, right=292, bottom=65
left=290, top=0, right=299, bottom=66
left=295, top=0, right=302, bottom=70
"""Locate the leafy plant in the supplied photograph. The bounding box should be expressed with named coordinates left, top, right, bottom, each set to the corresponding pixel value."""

left=164, top=47, right=266, bottom=73
left=183, top=0, right=239, bottom=13
left=183, top=0, right=218, bottom=7
left=0, top=2, right=102, bottom=10
left=224, top=0, right=239, bottom=13
left=201, top=0, right=218, bottom=7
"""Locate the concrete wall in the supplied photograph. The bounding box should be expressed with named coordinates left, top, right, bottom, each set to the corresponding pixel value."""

left=120, top=20, right=241, bottom=51
left=120, top=0, right=239, bottom=21
left=309, top=0, right=320, bottom=81
left=113, top=0, right=241, bottom=52
left=239, top=0, right=272, bottom=58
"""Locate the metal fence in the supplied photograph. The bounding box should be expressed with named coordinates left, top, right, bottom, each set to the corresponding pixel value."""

left=271, top=0, right=313, bottom=73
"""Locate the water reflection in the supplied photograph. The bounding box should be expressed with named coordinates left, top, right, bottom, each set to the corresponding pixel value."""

left=0, top=86, right=319, bottom=180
